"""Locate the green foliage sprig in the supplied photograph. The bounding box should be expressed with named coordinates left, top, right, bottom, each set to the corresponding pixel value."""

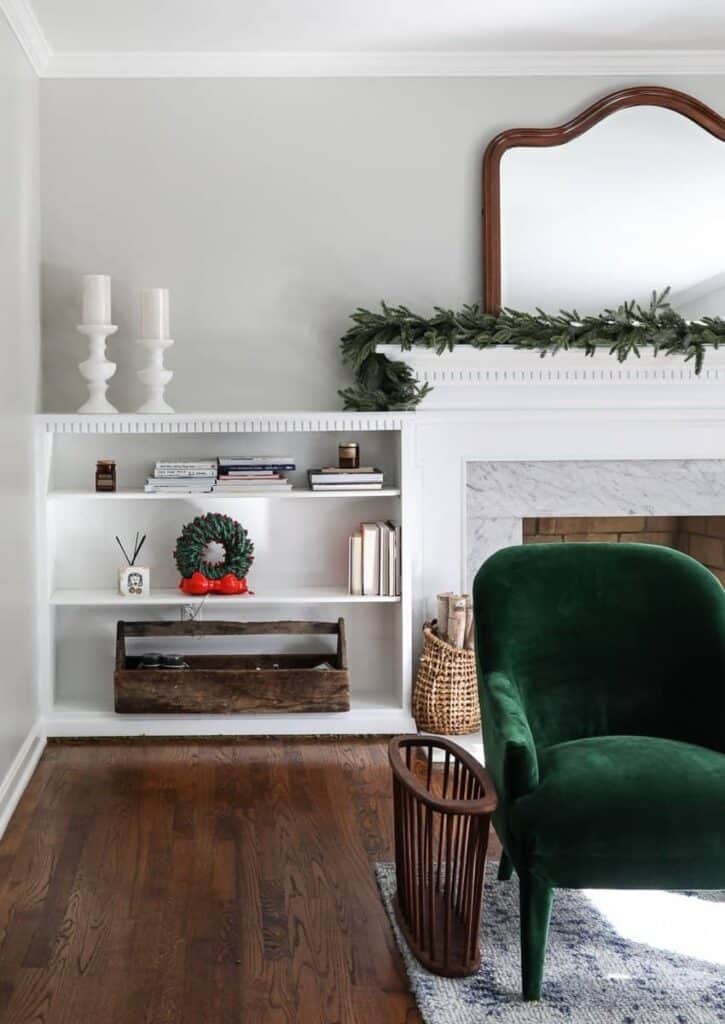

left=338, top=289, right=725, bottom=411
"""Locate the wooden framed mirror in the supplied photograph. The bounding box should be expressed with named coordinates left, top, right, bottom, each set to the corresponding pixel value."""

left=481, top=86, right=725, bottom=315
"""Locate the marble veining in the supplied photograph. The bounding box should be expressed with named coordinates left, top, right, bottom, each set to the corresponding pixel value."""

left=467, top=459, right=725, bottom=584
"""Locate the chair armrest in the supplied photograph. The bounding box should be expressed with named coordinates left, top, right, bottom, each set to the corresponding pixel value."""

left=479, top=670, right=539, bottom=803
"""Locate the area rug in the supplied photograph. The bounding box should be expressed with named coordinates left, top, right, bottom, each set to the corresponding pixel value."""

left=375, top=862, right=725, bottom=1022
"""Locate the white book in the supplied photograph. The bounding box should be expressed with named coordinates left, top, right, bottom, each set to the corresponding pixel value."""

left=387, top=520, right=402, bottom=596
left=219, top=456, right=294, bottom=465
left=348, top=534, right=363, bottom=595
left=376, top=521, right=389, bottom=597
left=146, top=477, right=215, bottom=487
left=311, top=483, right=383, bottom=491
left=145, top=484, right=215, bottom=493
left=309, top=472, right=383, bottom=484
left=361, top=523, right=380, bottom=596
left=387, top=524, right=396, bottom=597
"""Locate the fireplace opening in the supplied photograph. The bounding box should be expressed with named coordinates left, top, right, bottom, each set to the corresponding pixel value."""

left=522, top=517, right=725, bottom=585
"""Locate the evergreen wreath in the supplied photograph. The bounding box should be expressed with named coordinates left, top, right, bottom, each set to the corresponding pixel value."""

left=174, top=512, right=254, bottom=581
left=338, top=289, right=725, bottom=411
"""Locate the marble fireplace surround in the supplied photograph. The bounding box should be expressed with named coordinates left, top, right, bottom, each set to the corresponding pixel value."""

left=412, top=399, right=725, bottom=637
left=465, top=459, right=725, bottom=586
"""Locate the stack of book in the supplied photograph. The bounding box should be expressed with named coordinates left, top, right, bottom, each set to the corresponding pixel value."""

left=144, top=461, right=217, bottom=494
left=348, top=521, right=401, bottom=596
left=308, top=467, right=384, bottom=491
left=216, top=455, right=295, bottom=493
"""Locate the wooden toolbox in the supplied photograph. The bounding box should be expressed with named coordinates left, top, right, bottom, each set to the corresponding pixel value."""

left=114, top=619, right=350, bottom=714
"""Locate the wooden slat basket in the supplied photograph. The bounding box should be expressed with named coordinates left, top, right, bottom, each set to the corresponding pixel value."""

left=389, top=735, right=498, bottom=977
left=114, top=619, right=349, bottom=714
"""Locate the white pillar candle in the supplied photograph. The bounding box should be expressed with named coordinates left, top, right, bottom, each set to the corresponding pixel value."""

left=81, top=274, right=112, bottom=325
left=140, top=288, right=170, bottom=340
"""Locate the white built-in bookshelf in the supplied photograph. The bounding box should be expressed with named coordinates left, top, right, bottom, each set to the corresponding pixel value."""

left=36, top=412, right=416, bottom=737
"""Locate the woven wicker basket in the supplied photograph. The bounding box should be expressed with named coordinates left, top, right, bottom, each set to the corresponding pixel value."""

left=412, top=624, right=481, bottom=735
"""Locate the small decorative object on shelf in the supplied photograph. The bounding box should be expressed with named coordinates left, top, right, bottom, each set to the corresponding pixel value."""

left=77, top=274, right=118, bottom=415
left=136, top=288, right=174, bottom=414
left=116, top=532, right=149, bottom=596
left=413, top=620, right=479, bottom=735
left=388, top=735, right=497, bottom=977
left=174, top=512, right=254, bottom=595
left=95, top=459, right=116, bottom=492
left=338, top=441, right=360, bottom=469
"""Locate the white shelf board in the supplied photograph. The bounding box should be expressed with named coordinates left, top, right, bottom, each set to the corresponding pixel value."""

left=49, top=488, right=401, bottom=500
left=50, top=587, right=401, bottom=607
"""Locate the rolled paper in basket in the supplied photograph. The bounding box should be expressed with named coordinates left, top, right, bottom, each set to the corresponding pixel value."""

left=447, top=595, right=467, bottom=649
left=464, top=594, right=474, bottom=650
left=436, top=592, right=452, bottom=641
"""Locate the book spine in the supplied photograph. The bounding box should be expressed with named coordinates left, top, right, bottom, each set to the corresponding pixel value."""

left=349, top=534, right=363, bottom=595
left=220, top=465, right=295, bottom=473
left=361, top=524, right=379, bottom=596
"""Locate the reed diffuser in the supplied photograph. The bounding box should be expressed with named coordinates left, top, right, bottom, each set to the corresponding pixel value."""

left=116, top=533, right=150, bottom=597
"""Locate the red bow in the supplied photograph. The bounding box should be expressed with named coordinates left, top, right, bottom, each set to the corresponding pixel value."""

left=179, top=572, right=251, bottom=596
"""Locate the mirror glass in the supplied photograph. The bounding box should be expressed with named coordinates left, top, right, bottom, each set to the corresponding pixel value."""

left=500, top=105, right=725, bottom=318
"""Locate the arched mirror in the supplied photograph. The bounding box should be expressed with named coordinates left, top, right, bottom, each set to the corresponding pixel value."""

left=482, top=87, right=725, bottom=317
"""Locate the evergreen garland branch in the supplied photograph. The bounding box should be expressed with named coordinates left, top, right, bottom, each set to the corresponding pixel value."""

left=338, top=289, right=725, bottom=411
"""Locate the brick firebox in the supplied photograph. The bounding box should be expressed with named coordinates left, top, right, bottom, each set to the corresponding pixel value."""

left=523, top=516, right=725, bottom=586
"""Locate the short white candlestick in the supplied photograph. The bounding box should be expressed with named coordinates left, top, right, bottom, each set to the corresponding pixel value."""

left=76, top=324, right=119, bottom=414
left=136, top=337, right=174, bottom=414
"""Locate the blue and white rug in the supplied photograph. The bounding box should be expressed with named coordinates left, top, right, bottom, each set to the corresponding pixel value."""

left=376, top=862, right=725, bottom=1022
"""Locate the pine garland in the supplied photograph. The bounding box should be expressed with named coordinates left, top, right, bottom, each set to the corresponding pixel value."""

left=338, top=289, right=725, bottom=411
left=174, top=513, right=254, bottom=581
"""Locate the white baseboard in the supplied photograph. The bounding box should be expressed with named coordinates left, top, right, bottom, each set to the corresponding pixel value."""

left=0, top=719, right=46, bottom=839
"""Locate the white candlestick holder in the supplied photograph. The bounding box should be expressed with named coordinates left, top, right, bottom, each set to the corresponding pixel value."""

left=136, top=337, right=174, bottom=414
left=77, top=324, right=119, bottom=414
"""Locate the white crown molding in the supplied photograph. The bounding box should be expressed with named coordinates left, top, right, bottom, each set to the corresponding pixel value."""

left=0, top=5, right=724, bottom=81
left=43, top=48, right=725, bottom=79
left=0, top=0, right=50, bottom=75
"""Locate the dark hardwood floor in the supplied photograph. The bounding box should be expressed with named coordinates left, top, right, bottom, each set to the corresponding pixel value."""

left=0, top=738, right=471, bottom=1024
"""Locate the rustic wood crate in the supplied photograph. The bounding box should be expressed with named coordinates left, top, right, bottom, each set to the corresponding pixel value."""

left=114, top=619, right=350, bottom=714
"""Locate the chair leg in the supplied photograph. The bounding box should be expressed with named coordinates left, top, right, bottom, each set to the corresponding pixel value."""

left=519, top=870, right=553, bottom=1001
left=497, top=849, right=513, bottom=881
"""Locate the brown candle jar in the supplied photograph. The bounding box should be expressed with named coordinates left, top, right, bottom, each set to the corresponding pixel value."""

left=338, top=442, right=360, bottom=469
left=96, top=459, right=117, bottom=492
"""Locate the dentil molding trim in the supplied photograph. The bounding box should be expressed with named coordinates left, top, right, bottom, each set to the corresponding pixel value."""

left=377, top=344, right=725, bottom=411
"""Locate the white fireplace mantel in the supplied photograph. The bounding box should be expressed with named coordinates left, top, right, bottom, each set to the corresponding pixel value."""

left=401, top=345, right=725, bottom=647
left=377, top=344, right=725, bottom=410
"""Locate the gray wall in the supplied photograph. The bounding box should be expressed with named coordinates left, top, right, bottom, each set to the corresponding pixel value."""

left=0, top=14, right=40, bottom=802
left=40, top=75, right=725, bottom=412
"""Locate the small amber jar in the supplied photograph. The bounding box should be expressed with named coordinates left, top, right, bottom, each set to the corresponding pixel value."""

left=95, top=459, right=117, bottom=492
left=338, top=442, right=360, bottom=469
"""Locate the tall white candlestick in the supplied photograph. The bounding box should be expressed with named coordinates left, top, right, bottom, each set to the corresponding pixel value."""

left=140, top=288, right=170, bottom=340
left=81, top=274, right=112, bottom=325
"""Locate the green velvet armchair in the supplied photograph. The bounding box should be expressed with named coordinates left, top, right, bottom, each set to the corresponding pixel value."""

left=473, top=542, right=725, bottom=1000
